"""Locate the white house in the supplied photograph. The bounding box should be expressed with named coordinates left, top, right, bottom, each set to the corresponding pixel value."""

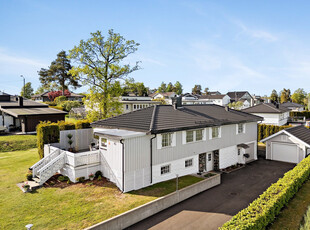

left=227, top=91, right=254, bottom=109
left=242, top=103, right=290, bottom=126
left=198, top=94, right=231, bottom=106
left=261, top=125, right=310, bottom=164
left=30, top=99, right=262, bottom=192
left=119, top=96, right=161, bottom=113
left=280, top=102, right=304, bottom=112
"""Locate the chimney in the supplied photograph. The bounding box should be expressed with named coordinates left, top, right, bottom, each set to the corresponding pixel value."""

left=173, top=96, right=182, bottom=110
left=225, top=106, right=229, bottom=111
left=18, top=96, right=23, bottom=107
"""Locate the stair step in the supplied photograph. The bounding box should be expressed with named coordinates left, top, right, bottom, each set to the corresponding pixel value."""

left=33, top=177, right=40, bottom=183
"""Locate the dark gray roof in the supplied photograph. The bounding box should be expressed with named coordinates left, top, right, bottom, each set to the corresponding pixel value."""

left=92, top=104, right=263, bottom=134
left=227, top=91, right=251, bottom=100
left=2, top=107, right=67, bottom=117
left=281, top=102, right=304, bottom=108
left=242, top=103, right=290, bottom=114
left=0, top=99, right=48, bottom=108
left=285, top=125, right=310, bottom=146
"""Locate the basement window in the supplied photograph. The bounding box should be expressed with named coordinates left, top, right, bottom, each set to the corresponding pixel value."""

left=185, top=159, right=193, bottom=168
left=161, top=165, right=170, bottom=175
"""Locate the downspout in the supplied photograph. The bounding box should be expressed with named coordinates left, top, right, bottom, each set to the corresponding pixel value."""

left=120, top=139, right=125, bottom=192
left=150, top=134, right=156, bottom=184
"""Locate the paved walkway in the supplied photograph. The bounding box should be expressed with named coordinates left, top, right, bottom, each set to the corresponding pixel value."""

left=127, top=159, right=294, bottom=230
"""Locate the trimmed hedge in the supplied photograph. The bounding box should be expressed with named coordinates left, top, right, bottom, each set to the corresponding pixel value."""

left=290, top=111, right=310, bottom=119
left=36, top=120, right=91, bottom=158
left=220, top=156, right=310, bottom=230
left=258, top=124, right=291, bottom=142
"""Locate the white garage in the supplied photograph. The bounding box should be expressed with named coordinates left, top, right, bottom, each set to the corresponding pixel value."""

left=271, top=142, right=298, bottom=163
left=261, top=125, right=310, bottom=164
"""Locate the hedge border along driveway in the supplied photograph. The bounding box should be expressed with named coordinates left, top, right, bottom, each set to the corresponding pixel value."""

left=220, top=156, right=310, bottom=230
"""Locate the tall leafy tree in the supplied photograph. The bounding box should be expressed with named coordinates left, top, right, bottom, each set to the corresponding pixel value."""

left=158, top=82, right=167, bottom=93
left=35, top=82, right=59, bottom=94
left=291, top=88, right=307, bottom=105
left=166, top=82, right=174, bottom=92
left=68, top=30, right=140, bottom=119
left=21, top=82, right=34, bottom=99
left=204, top=87, right=209, bottom=95
left=174, top=81, right=183, bottom=95
left=38, top=51, right=80, bottom=95
left=280, top=88, right=291, bottom=103
left=192, top=84, right=202, bottom=95
left=270, top=89, right=278, bottom=102
left=123, top=78, right=148, bottom=96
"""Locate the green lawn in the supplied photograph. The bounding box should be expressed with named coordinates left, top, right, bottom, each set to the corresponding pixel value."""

left=0, top=134, right=36, bottom=152
left=0, top=148, right=203, bottom=230
left=269, top=179, right=310, bottom=230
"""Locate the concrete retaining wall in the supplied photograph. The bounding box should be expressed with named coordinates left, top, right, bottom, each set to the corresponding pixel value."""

left=85, top=174, right=221, bottom=230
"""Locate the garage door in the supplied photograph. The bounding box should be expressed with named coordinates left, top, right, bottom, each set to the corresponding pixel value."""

left=271, top=142, right=298, bottom=163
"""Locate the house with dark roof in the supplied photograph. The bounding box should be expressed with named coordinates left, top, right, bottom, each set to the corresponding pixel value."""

left=119, top=96, right=161, bottom=113
left=261, top=125, right=310, bottom=164
left=29, top=98, right=262, bottom=192
left=242, top=103, right=290, bottom=126
left=31, top=91, right=85, bottom=102
left=227, top=91, right=254, bottom=109
left=0, top=94, right=67, bottom=133
left=197, top=94, right=231, bottom=106
left=280, top=102, right=304, bottom=112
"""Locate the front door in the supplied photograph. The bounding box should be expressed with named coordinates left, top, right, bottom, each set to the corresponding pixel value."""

left=206, top=152, right=213, bottom=171
left=199, top=153, right=206, bottom=172
left=213, top=150, right=219, bottom=171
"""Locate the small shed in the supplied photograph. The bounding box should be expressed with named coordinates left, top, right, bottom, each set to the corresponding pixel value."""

left=261, top=125, right=310, bottom=164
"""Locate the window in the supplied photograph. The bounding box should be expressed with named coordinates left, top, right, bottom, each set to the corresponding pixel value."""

left=237, top=123, right=245, bottom=134
left=238, top=149, right=241, bottom=155
left=126, top=105, right=129, bottom=110
left=186, top=130, right=194, bottom=143
left=133, top=105, right=137, bottom=110
left=161, top=165, right=170, bottom=175
left=212, top=127, right=220, bottom=138
left=185, top=159, right=193, bottom=167
left=208, top=153, right=212, bottom=161
left=162, top=133, right=172, bottom=147
left=100, top=138, right=107, bottom=149
left=196, top=129, right=203, bottom=141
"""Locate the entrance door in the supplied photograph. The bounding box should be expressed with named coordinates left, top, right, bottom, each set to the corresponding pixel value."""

left=213, top=150, right=219, bottom=171
left=206, top=152, right=213, bottom=171
left=199, top=153, right=206, bottom=172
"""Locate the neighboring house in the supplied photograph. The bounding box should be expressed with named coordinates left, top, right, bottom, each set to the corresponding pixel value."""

left=0, top=95, right=67, bottom=133
left=31, top=99, right=262, bottom=192
left=252, top=95, right=265, bottom=105
left=227, top=91, right=254, bottom=108
left=120, top=96, right=161, bottom=113
left=151, top=92, right=177, bottom=104
left=208, top=91, right=221, bottom=95
left=242, top=103, right=290, bottom=126
left=261, top=125, right=310, bottom=164
left=32, top=91, right=85, bottom=102
left=280, top=102, right=304, bottom=112
left=198, top=94, right=231, bottom=106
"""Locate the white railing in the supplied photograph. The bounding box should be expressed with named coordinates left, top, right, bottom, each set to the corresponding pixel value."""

left=37, top=152, right=66, bottom=185
left=66, top=151, right=100, bottom=167
left=31, top=148, right=61, bottom=177
left=100, top=152, right=122, bottom=190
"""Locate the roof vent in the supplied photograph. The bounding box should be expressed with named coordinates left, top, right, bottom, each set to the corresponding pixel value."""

left=18, top=96, right=23, bottom=107
left=225, top=106, right=229, bottom=111
left=173, top=96, right=183, bottom=110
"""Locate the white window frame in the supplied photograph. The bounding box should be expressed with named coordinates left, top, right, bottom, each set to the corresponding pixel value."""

left=185, top=159, right=193, bottom=168
left=237, top=123, right=245, bottom=134
left=100, top=137, right=107, bottom=150
left=186, top=130, right=194, bottom=143
left=210, top=126, right=221, bottom=139
left=160, top=164, right=170, bottom=175
left=195, top=129, right=203, bottom=141
left=162, top=133, right=172, bottom=148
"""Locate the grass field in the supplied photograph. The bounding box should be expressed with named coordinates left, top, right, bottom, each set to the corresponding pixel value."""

left=0, top=148, right=202, bottom=229
left=0, top=134, right=37, bottom=152
left=269, top=179, right=310, bottom=230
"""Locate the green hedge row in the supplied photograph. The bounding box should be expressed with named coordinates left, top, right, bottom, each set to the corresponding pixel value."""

left=220, top=156, right=310, bottom=230
left=257, top=124, right=291, bottom=142
left=36, top=120, right=91, bottom=158
left=290, top=111, right=310, bottom=119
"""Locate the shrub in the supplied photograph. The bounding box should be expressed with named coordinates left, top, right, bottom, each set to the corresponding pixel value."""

left=95, top=171, right=103, bottom=178
left=258, top=124, right=291, bottom=141
left=97, top=175, right=102, bottom=180
left=290, top=111, right=310, bottom=119
left=49, top=106, right=64, bottom=111
left=75, top=120, right=91, bottom=129
left=59, top=101, right=81, bottom=112
left=64, top=176, right=69, bottom=181
left=220, top=156, right=310, bottom=230
left=26, top=172, right=33, bottom=181
left=58, top=176, right=65, bottom=182
left=76, top=177, right=85, bottom=183
left=57, top=121, right=75, bottom=131
left=37, top=121, right=60, bottom=159
left=54, top=96, right=67, bottom=104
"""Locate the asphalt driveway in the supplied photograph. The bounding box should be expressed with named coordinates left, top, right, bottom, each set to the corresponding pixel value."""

left=127, top=159, right=294, bottom=230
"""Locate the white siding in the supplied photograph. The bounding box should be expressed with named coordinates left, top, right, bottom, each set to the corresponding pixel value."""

left=60, top=129, right=93, bottom=151
left=219, top=146, right=238, bottom=169
left=252, top=113, right=288, bottom=126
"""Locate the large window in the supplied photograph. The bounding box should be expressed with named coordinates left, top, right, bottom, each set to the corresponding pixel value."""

left=100, top=138, right=107, bottom=150
left=161, top=165, right=170, bottom=175
left=186, top=130, right=194, bottom=143
left=162, top=133, right=172, bottom=147
left=212, top=127, right=220, bottom=139
left=196, top=129, right=203, bottom=141
left=185, top=159, right=193, bottom=168
left=237, top=123, right=245, bottom=134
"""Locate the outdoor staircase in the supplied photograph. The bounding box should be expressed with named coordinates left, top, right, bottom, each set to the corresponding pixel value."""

left=30, top=148, right=66, bottom=186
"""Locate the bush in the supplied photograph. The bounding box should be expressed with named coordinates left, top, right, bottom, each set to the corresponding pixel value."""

left=59, top=101, right=81, bottom=112
left=49, top=106, right=64, bottom=111
left=76, top=177, right=85, bottom=183
left=58, top=176, right=65, bottom=182
left=75, top=120, right=91, bottom=129
left=54, top=96, right=67, bottom=104
left=26, top=172, right=33, bottom=181
left=57, top=121, right=75, bottom=131
left=43, top=101, right=57, bottom=106
left=37, top=121, right=60, bottom=159
left=220, top=156, right=310, bottom=230
left=95, top=171, right=103, bottom=178
left=290, top=111, right=310, bottom=119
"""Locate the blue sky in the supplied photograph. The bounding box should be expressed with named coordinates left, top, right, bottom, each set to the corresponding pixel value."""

left=1, top=0, right=310, bottom=96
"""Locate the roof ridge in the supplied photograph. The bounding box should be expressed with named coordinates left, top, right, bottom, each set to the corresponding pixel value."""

left=149, top=105, right=157, bottom=131
left=264, top=103, right=281, bottom=112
